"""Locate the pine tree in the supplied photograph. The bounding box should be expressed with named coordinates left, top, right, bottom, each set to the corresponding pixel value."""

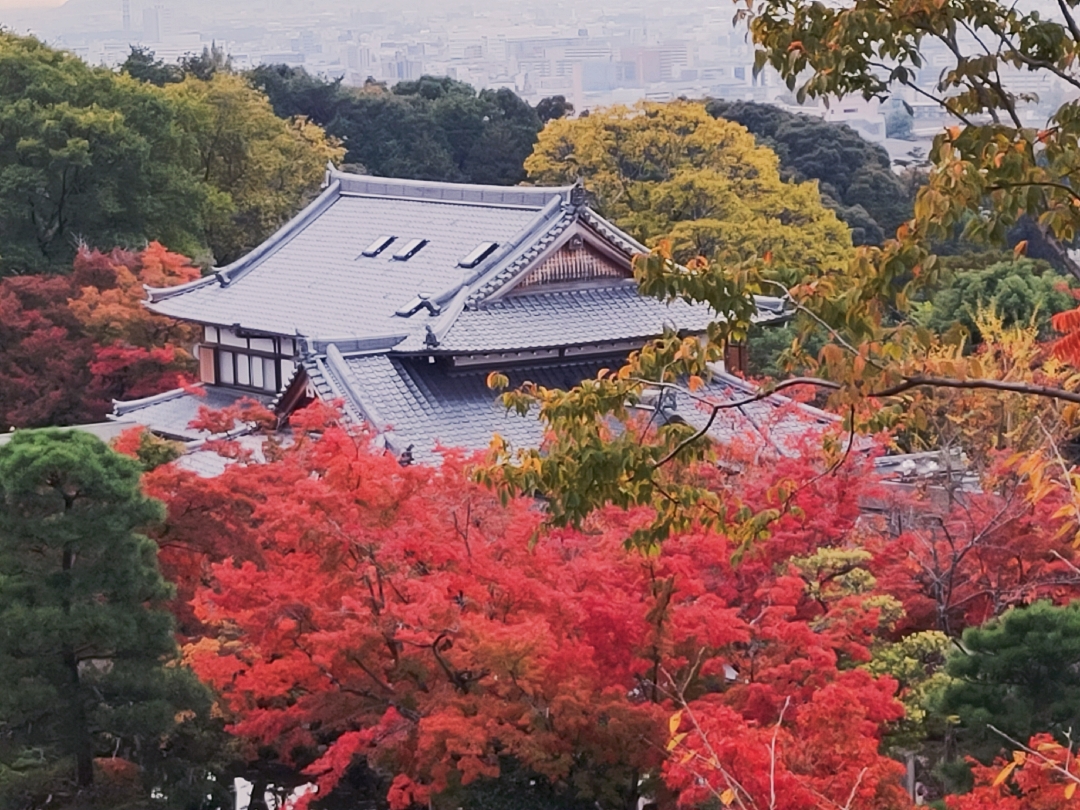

left=0, top=430, right=182, bottom=799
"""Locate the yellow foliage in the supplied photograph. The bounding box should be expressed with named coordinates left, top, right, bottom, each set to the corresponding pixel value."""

left=525, top=101, right=853, bottom=272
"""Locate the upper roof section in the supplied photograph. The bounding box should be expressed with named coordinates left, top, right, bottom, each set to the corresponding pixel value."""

left=144, top=167, right=610, bottom=345
left=330, top=170, right=576, bottom=208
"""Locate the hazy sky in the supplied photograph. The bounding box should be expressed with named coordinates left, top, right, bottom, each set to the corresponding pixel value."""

left=0, top=0, right=64, bottom=8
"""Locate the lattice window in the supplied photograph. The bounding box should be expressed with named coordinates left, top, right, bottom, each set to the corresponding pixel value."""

left=514, top=243, right=629, bottom=292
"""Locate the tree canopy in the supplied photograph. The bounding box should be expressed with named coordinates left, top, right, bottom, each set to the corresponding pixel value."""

left=163, top=72, right=343, bottom=264
left=249, top=66, right=544, bottom=185
left=0, top=243, right=201, bottom=431
left=705, top=99, right=914, bottom=245
left=525, top=101, right=853, bottom=270
left=0, top=430, right=214, bottom=808
left=0, top=32, right=208, bottom=274
left=942, top=601, right=1080, bottom=764
left=913, top=256, right=1076, bottom=343
left=0, top=34, right=341, bottom=274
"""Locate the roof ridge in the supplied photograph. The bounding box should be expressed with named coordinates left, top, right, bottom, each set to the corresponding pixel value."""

left=111, top=385, right=200, bottom=416
left=325, top=345, right=389, bottom=430
left=328, top=166, right=574, bottom=207
left=465, top=212, right=576, bottom=306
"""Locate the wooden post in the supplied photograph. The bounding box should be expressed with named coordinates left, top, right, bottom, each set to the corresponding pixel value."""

left=724, top=341, right=748, bottom=377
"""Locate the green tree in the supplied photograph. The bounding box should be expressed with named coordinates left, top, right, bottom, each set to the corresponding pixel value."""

left=178, top=43, right=231, bottom=82
left=119, top=46, right=182, bottom=87
left=164, top=73, right=344, bottom=264
left=913, top=257, right=1075, bottom=342
left=247, top=63, right=348, bottom=123
left=525, top=100, right=853, bottom=269
left=0, top=32, right=208, bottom=274
left=941, top=601, right=1080, bottom=763
left=705, top=99, right=912, bottom=244
left=535, top=95, right=574, bottom=123
left=252, top=68, right=542, bottom=185
left=0, top=430, right=211, bottom=805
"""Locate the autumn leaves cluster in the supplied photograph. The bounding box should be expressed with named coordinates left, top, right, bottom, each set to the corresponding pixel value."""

left=105, top=398, right=1078, bottom=810
left=0, top=244, right=201, bottom=431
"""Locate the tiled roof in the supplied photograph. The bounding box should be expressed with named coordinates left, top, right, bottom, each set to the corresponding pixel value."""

left=0, top=420, right=140, bottom=447
left=303, top=350, right=841, bottom=464
left=398, top=287, right=788, bottom=354
left=673, top=368, right=842, bottom=457
left=396, top=284, right=714, bottom=353
left=147, top=191, right=545, bottom=341
left=111, top=385, right=270, bottom=442
left=320, top=353, right=620, bottom=462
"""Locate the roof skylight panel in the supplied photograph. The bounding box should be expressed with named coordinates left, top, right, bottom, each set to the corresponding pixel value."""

left=359, top=235, right=396, bottom=257
left=458, top=241, right=499, bottom=269
left=392, top=238, right=428, bottom=261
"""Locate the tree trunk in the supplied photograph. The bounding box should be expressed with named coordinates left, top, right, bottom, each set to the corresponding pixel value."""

left=62, top=540, right=94, bottom=788
left=65, top=649, right=94, bottom=787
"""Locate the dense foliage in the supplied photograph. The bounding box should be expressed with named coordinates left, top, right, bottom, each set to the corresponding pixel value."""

left=0, top=243, right=200, bottom=430
left=525, top=101, right=853, bottom=270
left=162, top=72, right=342, bottom=264
left=0, top=33, right=340, bottom=274
left=706, top=99, right=913, bottom=245
left=0, top=431, right=219, bottom=809
left=143, top=406, right=936, bottom=810
left=913, top=256, right=1076, bottom=342
left=0, top=33, right=208, bottom=274
left=249, top=68, right=545, bottom=185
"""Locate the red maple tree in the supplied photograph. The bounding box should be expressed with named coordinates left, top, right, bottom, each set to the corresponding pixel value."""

left=0, top=243, right=201, bottom=429
left=946, top=734, right=1080, bottom=810
left=866, top=468, right=1080, bottom=635
left=160, top=409, right=910, bottom=809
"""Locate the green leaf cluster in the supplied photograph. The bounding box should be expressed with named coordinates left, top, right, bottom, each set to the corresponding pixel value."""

left=0, top=33, right=208, bottom=274
left=705, top=99, right=914, bottom=245
left=249, top=67, right=543, bottom=186
left=912, top=256, right=1076, bottom=342
left=0, top=34, right=342, bottom=275
left=162, top=72, right=344, bottom=265
left=942, top=600, right=1080, bottom=762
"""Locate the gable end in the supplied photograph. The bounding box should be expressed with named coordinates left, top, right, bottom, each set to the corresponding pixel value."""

left=510, top=240, right=630, bottom=294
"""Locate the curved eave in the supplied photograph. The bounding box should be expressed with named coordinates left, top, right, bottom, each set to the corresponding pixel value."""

left=144, top=179, right=344, bottom=305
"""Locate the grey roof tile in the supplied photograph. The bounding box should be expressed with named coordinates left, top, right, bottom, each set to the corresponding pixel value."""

left=330, top=354, right=619, bottom=462
left=674, top=368, right=850, bottom=457
left=394, top=288, right=790, bottom=355
left=149, top=194, right=542, bottom=340
left=111, top=385, right=271, bottom=442
left=404, top=285, right=715, bottom=353
left=306, top=354, right=838, bottom=464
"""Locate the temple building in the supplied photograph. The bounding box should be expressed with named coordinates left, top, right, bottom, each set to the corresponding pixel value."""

left=113, top=167, right=834, bottom=467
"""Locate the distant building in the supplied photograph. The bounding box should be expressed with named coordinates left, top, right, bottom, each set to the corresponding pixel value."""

left=115, top=168, right=811, bottom=465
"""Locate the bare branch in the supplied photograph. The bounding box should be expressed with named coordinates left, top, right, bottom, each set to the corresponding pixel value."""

left=769, top=697, right=791, bottom=810
left=987, top=724, right=1080, bottom=785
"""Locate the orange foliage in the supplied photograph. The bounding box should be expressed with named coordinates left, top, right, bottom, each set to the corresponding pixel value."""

left=946, top=735, right=1080, bottom=810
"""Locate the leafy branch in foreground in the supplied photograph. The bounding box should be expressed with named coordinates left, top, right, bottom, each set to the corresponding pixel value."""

left=481, top=237, right=1080, bottom=549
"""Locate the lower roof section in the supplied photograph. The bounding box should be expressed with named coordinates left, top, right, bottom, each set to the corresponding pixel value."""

left=303, top=348, right=841, bottom=464
left=318, top=353, right=617, bottom=463
left=111, top=385, right=271, bottom=443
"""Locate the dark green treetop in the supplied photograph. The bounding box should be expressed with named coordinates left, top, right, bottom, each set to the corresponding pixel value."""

left=942, top=600, right=1080, bottom=763
left=0, top=430, right=217, bottom=807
